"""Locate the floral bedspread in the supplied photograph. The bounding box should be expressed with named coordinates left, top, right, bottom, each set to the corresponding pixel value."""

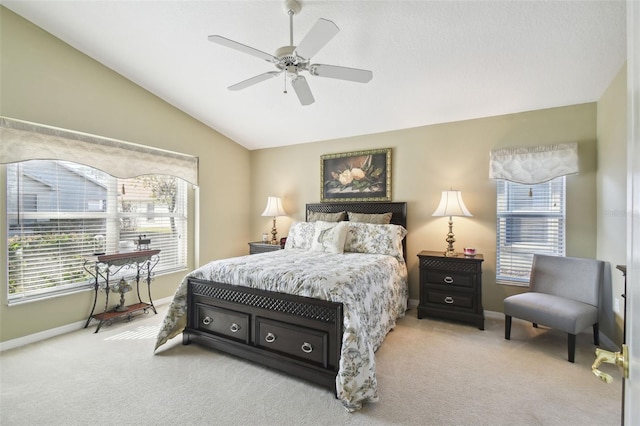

left=154, top=249, right=408, bottom=412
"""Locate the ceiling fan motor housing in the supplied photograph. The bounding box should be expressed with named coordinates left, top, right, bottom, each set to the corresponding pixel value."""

left=274, top=45, right=308, bottom=71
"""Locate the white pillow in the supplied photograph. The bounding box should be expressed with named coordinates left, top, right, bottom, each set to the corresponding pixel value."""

left=310, top=221, right=348, bottom=254
left=344, top=222, right=407, bottom=260
left=284, top=221, right=316, bottom=250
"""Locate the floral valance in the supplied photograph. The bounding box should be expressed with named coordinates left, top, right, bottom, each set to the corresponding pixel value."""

left=489, top=142, right=578, bottom=184
left=0, top=117, right=199, bottom=186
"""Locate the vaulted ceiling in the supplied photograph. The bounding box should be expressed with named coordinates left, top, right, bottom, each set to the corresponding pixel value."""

left=3, top=1, right=627, bottom=150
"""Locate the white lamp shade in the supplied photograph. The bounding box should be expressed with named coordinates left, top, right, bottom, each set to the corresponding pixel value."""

left=432, top=190, right=472, bottom=217
left=261, top=196, right=287, bottom=217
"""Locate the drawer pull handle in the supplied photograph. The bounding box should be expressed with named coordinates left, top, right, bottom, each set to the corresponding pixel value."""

left=265, top=332, right=276, bottom=343
left=229, top=323, right=240, bottom=333
left=443, top=276, right=454, bottom=284
left=444, top=296, right=454, bottom=304
left=301, top=342, right=313, bottom=353
left=202, top=316, right=213, bottom=325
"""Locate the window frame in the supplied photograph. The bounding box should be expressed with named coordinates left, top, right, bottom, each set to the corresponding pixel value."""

left=495, top=176, right=566, bottom=286
left=6, top=160, right=189, bottom=304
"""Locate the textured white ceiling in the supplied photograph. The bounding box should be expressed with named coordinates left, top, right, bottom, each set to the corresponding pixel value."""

left=3, top=0, right=627, bottom=150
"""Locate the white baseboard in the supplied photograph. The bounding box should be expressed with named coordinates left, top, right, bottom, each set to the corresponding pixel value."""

left=3, top=298, right=619, bottom=353
left=0, top=296, right=173, bottom=352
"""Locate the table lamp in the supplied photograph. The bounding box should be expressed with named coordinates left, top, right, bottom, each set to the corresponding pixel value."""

left=261, top=196, right=287, bottom=245
left=432, top=190, right=472, bottom=256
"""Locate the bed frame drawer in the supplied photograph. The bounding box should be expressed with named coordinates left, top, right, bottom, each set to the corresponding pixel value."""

left=184, top=278, right=343, bottom=392
left=256, top=317, right=328, bottom=367
left=195, top=303, right=250, bottom=344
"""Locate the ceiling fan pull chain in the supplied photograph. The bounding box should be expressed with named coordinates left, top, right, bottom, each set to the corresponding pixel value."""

left=283, top=72, right=288, bottom=94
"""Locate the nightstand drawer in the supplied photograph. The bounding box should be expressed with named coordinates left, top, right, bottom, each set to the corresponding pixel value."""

left=424, top=270, right=473, bottom=288
left=425, top=289, right=474, bottom=309
left=256, top=317, right=328, bottom=367
left=195, top=303, right=250, bottom=343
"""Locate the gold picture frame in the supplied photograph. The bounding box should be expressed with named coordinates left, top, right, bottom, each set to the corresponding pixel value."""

left=320, top=148, right=391, bottom=202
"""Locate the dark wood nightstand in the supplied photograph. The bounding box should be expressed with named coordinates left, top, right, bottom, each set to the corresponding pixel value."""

left=248, top=242, right=283, bottom=255
left=417, top=250, right=484, bottom=330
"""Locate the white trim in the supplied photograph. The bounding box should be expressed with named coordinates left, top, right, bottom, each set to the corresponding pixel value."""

left=0, top=296, right=172, bottom=352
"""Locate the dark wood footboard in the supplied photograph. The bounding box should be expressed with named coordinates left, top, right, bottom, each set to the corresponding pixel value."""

left=183, top=278, right=343, bottom=392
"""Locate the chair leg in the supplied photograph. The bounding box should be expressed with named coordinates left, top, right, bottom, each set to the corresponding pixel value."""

left=505, top=315, right=512, bottom=340
left=593, top=323, right=599, bottom=345
left=568, top=334, right=576, bottom=363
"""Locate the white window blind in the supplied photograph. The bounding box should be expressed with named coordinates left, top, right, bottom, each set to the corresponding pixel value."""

left=495, top=177, right=566, bottom=285
left=7, top=160, right=188, bottom=303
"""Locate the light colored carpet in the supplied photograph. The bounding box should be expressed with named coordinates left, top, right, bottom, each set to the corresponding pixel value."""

left=0, top=305, right=622, bottom=426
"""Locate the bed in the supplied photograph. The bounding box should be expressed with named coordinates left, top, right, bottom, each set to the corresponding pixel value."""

left=154, top=202, right=408, bottom=412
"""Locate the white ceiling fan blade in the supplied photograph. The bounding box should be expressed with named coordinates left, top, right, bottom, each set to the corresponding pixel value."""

left=294, top=18, right=339, bottom=60
left=228, top=72, right=281, bottom=91
left=208, top=35, right=279, bottom=63
left=291, top=76, right=315, bottom=106
left=309, top=64, right=373, bottom=83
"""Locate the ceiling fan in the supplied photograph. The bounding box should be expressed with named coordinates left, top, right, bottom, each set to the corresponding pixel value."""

left=208, top=0, right=373, bottom=106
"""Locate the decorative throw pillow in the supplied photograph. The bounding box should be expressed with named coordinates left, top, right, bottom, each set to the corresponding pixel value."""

left=310, top=221, right=349, bottom=254
left=344, top=222, right=407, bottom=260
left=347, top=211, right=393, bottom=224
left=284, top=221, right=316, bottom=250
left=306, top=211, right=346, bottom=222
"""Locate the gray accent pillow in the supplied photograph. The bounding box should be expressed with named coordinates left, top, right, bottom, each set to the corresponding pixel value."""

left=347, top=211, right=392, bottom=224
left=307, top=211, right=346, bottom=222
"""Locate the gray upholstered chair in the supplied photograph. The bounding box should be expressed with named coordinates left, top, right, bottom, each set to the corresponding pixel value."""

left=504, top=254, right=604, bottom=363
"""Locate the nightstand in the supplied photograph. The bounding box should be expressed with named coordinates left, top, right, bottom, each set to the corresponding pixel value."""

left=248, top=241, right=283, bottom=255
left=417, top=250, right=484, bottom=330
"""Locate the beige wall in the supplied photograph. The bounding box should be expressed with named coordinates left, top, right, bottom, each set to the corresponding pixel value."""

left=250, top=104, right=599, bottom=314
left=0, top=7, right=251, bottom=342
left=597, top=64, right=628, bottom=345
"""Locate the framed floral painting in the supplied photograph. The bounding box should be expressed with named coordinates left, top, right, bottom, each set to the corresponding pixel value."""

left=320, top=148, right=391, bottom=202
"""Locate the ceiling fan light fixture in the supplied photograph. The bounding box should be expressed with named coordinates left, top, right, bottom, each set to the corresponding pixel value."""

left=286, top=66, right=298, bottom=78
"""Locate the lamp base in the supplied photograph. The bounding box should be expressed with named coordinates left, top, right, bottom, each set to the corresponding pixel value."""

left=270, top=217, right=278, bottom=245
left=443, top=216, right=457, bottom=257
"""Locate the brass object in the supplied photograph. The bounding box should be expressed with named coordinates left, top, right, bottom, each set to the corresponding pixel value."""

left=444, top=216, right=456, bottom=256
left=591, top=344, right=629, bottom=383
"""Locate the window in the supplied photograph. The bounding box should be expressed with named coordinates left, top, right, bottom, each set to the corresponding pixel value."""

left=6, top=160, right=188, bottom=303
left=496, top=177, right=566, bottom=285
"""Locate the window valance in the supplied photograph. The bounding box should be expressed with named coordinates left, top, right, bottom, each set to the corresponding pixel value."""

left=489, top=142, right=578, bottom=184
left=0, top=117, right=199, bottom=186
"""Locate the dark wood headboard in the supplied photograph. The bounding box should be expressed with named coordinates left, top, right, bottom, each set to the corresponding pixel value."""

left=305, top=202, right=408, bottom=260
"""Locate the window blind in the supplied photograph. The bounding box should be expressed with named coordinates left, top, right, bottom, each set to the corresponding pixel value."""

left=495, top=178, right=566, bottom=285
left=7, top=160, right=188, bottom=303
